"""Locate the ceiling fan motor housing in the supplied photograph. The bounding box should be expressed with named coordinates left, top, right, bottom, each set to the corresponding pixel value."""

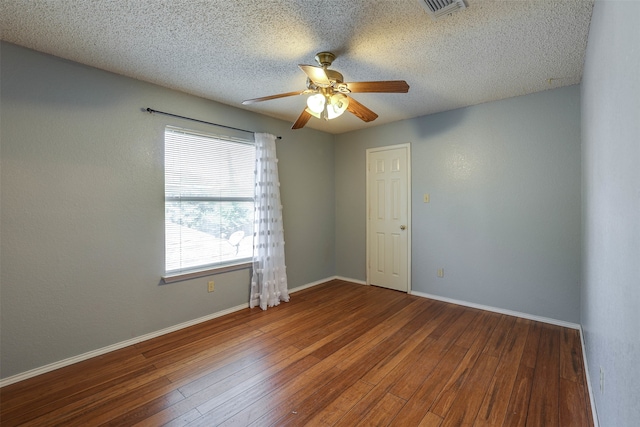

left=315, top=51, right=336, bottom=67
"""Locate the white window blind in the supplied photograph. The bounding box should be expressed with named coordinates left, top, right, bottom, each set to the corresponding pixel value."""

left=164, top=126, right=255, bottom=275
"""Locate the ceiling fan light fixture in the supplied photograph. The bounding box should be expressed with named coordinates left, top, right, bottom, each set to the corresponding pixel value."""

left=243, top=51, right=409, bottom=129
left=306, top=93, right=349, bottom=120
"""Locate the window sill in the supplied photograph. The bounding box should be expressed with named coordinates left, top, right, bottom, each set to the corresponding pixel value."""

left=162, top=261, right=253, bottom=284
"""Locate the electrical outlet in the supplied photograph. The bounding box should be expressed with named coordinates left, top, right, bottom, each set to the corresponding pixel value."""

left=599, top=367, right=604, bottom=393
left=208, top=281, right=215, bottom=292
left=437, top=268, right=444, bottom=278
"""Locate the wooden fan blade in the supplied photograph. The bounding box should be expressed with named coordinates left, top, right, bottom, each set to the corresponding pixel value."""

left=346, top=97, right=379, bottom=122
left=298, top=64, right=331, bottom=85
left=344, top=80, right=410, bottom=93
left=292, top=108, right=313, bottom=130
left=242, top=91, right=304, bottom=105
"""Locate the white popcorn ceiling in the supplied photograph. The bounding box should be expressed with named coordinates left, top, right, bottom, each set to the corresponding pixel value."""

left=0, top=0, right=594, bottom=134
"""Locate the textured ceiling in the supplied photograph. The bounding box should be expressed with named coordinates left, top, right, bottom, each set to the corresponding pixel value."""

left=0, top=0, right=594, bottom=134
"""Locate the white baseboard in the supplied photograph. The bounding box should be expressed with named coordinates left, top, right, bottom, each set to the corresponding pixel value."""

left=1, top=276, right=589, bottom=404
left=410, top=290, right=598, bottom=424
left=409, top=290, right=581, bottom=330
left=334, top=276, right=367, bottom=285
left=0, top=302, right=248, bottom=388
left=288, top=276, right=367, bottom=294
left=0, top=276, right=345, bottom=388
left=579, top=327, right=600, bottom=427
left=288, top=276, right=338, bottom=293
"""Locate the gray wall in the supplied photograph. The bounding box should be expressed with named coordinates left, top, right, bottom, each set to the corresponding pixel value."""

left=581, top=1, right=640, bottom=426
left=335, top=86, right=582, bottom=323
left=0, top=42, right=335, bottom=379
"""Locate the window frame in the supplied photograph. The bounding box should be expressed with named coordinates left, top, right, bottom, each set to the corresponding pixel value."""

left=162, top=126, right=255, bottom=283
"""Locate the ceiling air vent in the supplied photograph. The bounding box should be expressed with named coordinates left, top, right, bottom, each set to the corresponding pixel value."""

left=418, top=0, right=467, bottom=20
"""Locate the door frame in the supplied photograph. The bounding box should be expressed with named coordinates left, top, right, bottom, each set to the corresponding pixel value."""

left=365, top=143, right=412, bottom=293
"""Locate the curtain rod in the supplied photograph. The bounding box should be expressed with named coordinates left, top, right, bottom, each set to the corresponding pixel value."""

left=145, top=108, right=282, bottom=139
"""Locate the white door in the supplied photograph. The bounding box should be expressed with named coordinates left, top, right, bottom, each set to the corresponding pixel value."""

left=366, top=144, right=410, bottom=292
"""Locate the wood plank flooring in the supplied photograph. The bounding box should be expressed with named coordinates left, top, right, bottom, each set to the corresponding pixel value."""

left=0, top=280, right=593, bottom=426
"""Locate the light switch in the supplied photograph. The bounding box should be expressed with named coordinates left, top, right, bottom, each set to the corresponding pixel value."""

left=423, top=194, right=430, bottom=203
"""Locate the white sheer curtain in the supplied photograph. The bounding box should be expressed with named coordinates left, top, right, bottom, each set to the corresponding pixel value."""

left=250, top=133, right=289, bottom=310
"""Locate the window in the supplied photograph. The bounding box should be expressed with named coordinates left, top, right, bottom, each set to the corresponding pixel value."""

left=164, top=126, right=255, bottom=277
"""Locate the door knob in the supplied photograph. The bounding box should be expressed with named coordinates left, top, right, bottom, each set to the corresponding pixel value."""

left=400, top=225, right=406, bottom=230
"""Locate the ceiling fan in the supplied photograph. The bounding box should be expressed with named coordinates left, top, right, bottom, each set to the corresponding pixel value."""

left=242, top=52, right=410, bottom=130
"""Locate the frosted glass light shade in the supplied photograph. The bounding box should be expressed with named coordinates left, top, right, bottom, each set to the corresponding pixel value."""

left=306, top=94, right=326, bottom=114
left=327, top=93, right=349, bottom=119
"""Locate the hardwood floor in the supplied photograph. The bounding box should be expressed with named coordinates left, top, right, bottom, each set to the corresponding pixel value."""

left=0, top=280, right=593, bottom=426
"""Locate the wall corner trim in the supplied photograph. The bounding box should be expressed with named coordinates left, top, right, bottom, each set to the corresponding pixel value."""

left=579, top=327, right=601, bottom=427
